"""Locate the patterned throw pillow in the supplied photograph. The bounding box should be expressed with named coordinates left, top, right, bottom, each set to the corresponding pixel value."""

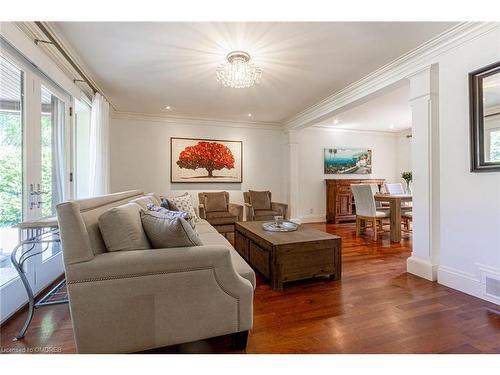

left=146, top=203, right=196, bottom=229
left=166, top=192, right=198, bottom=221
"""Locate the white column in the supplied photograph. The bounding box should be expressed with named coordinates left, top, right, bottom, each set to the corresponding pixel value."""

left=406, top=64, right=440, bottom=281
left=286, top=129, right=301, bottom=223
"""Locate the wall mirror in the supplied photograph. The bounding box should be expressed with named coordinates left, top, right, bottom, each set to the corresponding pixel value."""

left=470, top=60, right=500, bottom=172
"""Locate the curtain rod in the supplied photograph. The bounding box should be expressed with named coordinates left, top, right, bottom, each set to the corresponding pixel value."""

left=33, top=22, right=112, bottom=107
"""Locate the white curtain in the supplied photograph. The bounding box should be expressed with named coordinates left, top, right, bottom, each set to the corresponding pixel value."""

left=89, top=93, right=110, bottom=196
left=52, top=95, right=66, bottom=209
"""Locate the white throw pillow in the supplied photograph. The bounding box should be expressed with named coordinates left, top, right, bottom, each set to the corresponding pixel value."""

left=140, top=210, right=203, bottom=248
left=98, top=203, right=151, bottom=252
left=166, top=192, right=198, bottom=220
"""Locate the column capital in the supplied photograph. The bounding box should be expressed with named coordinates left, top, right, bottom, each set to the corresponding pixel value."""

left=408, top=63, right=439, bottom=101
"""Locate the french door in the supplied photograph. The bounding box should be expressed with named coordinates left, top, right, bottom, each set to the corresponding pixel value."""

left=0, top=43, right=72, bottom=322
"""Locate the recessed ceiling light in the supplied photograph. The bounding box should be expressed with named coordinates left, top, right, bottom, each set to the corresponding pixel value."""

left=333, top=119, right=339, bottom=125
left=389, top=124, right=395, bottom=129
left=165, top=105, right=171, bottom=110
left=247, top=113, right=252, bottom=117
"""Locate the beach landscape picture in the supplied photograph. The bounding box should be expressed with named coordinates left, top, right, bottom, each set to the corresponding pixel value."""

left=324, top=148, right=372, bottom=174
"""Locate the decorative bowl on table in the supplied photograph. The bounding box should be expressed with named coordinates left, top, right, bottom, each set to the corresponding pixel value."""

left=262, top=220, right=299, bottom=232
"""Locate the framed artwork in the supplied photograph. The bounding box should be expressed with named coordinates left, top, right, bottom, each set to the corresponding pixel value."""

left=171, top=137, right=243, bottom=183
left=324, top=148, right=372, bottom=174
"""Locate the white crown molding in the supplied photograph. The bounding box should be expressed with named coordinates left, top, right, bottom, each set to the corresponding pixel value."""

left=111, top=110, right=284, bottom=131
left=311, top=124, right=405, bottom=136
left=284, top=22, right=500, bottom=130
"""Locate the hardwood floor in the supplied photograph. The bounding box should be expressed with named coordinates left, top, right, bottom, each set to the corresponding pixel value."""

left=1, top=223, right=499, bottom=354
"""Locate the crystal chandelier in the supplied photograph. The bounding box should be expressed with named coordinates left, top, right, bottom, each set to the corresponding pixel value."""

left=216, top=51, right=262, bottom=88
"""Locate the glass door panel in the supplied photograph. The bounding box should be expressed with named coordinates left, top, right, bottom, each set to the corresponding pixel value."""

left=0, top=56, right=24, bottom=288
left=38, top=86, right=65, bottom=265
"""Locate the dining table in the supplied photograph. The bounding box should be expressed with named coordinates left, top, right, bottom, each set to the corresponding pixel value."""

left=374, top=193, right=413, bottom=242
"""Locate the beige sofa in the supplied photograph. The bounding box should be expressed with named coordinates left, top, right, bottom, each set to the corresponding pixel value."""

left=56, top=190, right=255, bottom=354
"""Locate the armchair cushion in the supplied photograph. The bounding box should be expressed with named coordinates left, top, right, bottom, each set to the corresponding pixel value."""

left=249, top=190, right=272, bottom=210
left=203, top=192, right=228, bottom=213
left=140, top=210, right=202, bottom=248
left=98, top=203, right=151, bottom=252
left=205, top=211, right=237, bottom=226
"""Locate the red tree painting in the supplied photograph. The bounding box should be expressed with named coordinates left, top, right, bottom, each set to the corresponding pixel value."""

left=177, top=141, right=235, bottom=178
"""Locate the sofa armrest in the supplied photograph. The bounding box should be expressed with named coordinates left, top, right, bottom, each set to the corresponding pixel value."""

left=228, top=203, right=243, bottom=221
left=271, top=202, right=289, bottom=219
left=198, top=203, right=206, bottom=219
left=244, top=203, right=254, bottom=221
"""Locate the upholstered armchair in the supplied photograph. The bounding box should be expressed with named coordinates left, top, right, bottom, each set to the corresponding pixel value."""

left=243, top=190, right=288, bottom=221
left=198, top=192, right=243, bottom=236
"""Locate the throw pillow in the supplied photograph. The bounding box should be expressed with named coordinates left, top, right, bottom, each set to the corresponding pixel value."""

left=98, top=203, right=151, bottom=252
left=203, top=192, right=228, bottom=212
left=249, top=190, right=272, bottom=210
left=166, top=192, right=198, bottom=220
left=140, top=210, right=203, bottom=248
left=146, top=203, right=196, bottom=228
left=160, top=198, right=170, bottom=210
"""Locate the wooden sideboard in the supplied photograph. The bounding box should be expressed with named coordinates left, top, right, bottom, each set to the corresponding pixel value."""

left=325, top=179, right=385, bottom=224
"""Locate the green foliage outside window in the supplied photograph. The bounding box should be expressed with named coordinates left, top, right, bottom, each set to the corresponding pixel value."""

left=0, top=112, right=53, bottom=227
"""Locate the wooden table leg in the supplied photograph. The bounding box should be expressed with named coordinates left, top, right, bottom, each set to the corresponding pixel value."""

left=389, top=198, right=401, bottom=242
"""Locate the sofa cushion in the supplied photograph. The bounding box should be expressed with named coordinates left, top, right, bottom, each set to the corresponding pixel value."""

left=130, top=196, right=158, bottom=210
left=197, top=232, right=256, bottom=288
left=249, top=190, right=272, bottom=210
left=205, top=211, right=237, bottom=226
left=141, top=210, right=202, bottom=248
left=196, top=219, right=219, bottom=234
left=98, top=203, right=151, bottom=252
left=203, top=192, right=228, bottom=213
left=166, top=192, right=198, bottom=219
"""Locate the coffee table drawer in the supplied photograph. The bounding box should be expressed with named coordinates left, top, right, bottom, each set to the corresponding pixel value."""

left=249, top=241, right=269, bottom=278
left=234, top=230, right=249, bottom=260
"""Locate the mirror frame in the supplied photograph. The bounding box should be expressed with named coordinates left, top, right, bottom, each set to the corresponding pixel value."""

left=469, top=60, right=500, bottom=172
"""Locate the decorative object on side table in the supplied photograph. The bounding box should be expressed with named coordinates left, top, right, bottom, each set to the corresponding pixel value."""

left=171, top=137, right=242, bottom=183
left=324, top=148, right=372, bottom=174
left=401, top=171, right=412, bottom=194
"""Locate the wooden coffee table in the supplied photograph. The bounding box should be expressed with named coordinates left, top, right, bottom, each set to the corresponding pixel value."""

left=235, top=221, right=342, bottom=291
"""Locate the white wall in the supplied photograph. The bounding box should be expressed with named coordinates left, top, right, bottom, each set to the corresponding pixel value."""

left=297, top=127, right=403, bottom=222
left=395, top=129, right=412, bottom=184
left=109, top=114, right=287, bottom=210
left=436, top=26, right=500, bottom=304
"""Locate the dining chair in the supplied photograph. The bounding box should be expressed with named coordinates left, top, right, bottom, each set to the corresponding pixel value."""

left=384, top=182, right=412, bottom=211
left=402, top=211, right=413, bottom=231
left=384, top=183, right=405, bottom=195
left=351, top=184, right=390, bottom=241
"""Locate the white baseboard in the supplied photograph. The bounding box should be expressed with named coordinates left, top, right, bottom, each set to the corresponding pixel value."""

left=438, top=264, right=500, bottom=306
left=297, top=214, right=326, bottom=223
left=407, top=256, right=438, bottom=281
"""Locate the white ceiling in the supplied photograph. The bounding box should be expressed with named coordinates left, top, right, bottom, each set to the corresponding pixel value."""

left=52, top=22, right=457, bottom=123
left=315, top=84, right=411, bottom=132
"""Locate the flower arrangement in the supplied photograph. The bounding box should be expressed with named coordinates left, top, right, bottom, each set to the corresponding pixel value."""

left=401, top=171, right=412, bottom=183
left=401, top=171, right=412, bottom=194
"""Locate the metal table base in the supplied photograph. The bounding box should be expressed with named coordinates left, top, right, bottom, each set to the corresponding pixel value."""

left=10, top=225, right=68, bottom=341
